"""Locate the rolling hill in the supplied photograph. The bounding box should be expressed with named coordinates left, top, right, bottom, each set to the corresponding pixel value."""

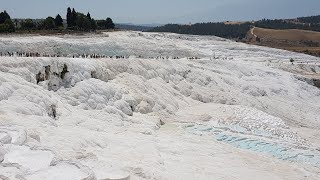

left=248, top=27, right=320, bottom=56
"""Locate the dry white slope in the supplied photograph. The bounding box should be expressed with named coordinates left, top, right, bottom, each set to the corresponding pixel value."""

left=0, top=31, right=320, bottom=179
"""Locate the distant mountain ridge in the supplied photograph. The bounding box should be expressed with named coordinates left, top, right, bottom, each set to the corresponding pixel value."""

left=115, top=23, right=163, bottom=31
left=149, top=14, right=320, bottom=39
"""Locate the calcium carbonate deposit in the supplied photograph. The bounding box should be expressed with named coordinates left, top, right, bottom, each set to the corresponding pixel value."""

left=0, top=31, right=320, bottom=180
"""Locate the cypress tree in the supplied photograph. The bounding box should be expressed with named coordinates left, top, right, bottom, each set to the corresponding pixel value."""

left=87, top=12, right=91, bottom=20
left=71, top=8, right=77, bottom=27
left=55, top=14, right=63, bottom=27
left=67, top=7, right=72, bottom=27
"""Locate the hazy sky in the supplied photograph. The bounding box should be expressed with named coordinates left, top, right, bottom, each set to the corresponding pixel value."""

left=1, top=0, right=320, bottom=24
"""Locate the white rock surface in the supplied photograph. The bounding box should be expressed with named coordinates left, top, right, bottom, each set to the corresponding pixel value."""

left=0, top=31, right=320, bottom=179
left=25, top=162, right=94, bottom=180
left=3, top=145, right=54, bottom=172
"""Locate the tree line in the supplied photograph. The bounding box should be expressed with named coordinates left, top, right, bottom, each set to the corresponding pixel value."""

left=0, top=8, right=115, bottom=33
left=150, top=15, right=320, bottom=40
left=66, top=8, right=97, bottom=31
left=149, top=23, right=251, bottom=39
left=254, top=19, right=320, bottom=32
left=297, top=15, right=320, bottom=24
left=19, top=15, right=64, bottom=31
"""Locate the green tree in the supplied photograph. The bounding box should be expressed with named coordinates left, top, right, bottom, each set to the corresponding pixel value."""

left=20, top=19, right=36, bottom=30
left=66, top=8, right=100, bottom=31
left=106, top=17, right=115, bottom=29
left=67, top=7, right=72, bottom=27
left=43, top=17, right=56, bottom=30
left=96, top=20, right=106, bottom=29
left=0, top=19, right=15, bottom=33
left=67, top=7, right=77, bottom=28
left=55, top=14, right=63, bottom=27
left=91, top=18, right=97, bottom=31
left=82, top=17, right=92, bottom=31
left=14, top=19, right=18, bottom=27
left=71, top=8, right=77, bottom=27
left=75, top=14, right=82, bottom=29
left=0, top=11, right=11, bottom=24
left=6, top=19, right=15, bottom=32
left=0, top=11, right=15, bottom=33
left=87, top=12, right=91, bottom=20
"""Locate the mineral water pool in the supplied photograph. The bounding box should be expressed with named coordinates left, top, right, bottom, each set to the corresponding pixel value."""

left=185, top=124, right=320, bottom=167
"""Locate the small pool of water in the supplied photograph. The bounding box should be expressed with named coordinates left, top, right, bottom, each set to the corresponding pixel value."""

left=185, top=124, right=320, bottom=167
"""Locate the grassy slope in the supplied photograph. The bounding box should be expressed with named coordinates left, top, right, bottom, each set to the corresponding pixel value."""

left=253, top=27, right=320, bottom=41
left=249, top=27, right=320, bottom=57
